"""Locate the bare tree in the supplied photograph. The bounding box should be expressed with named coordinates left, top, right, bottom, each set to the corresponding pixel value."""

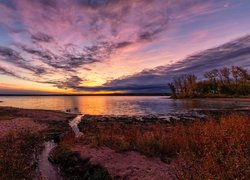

left=168, top=83, right=176, bottom=98
left=220, top=67, right=231, bottom=84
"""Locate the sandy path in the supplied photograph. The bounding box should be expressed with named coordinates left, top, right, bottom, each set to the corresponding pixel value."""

left=73, top=145, right=175, bottom=180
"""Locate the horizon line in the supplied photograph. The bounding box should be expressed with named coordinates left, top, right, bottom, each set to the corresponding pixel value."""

left=0, top=93, right=170, bottom=96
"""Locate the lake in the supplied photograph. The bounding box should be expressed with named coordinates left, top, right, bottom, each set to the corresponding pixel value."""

left=0, top=96, right=249, bottom=115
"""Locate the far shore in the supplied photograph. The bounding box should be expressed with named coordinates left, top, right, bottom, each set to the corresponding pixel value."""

left=190, top=97, right=250, bottom=102
left=169, top=97, right=250, bottom=102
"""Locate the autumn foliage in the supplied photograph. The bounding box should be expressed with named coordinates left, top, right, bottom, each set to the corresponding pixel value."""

left=169, top=66, right=250, bottom=98
left=0, top=132, right=43, bottom=179
left=79, top=114, right=250, bottom=179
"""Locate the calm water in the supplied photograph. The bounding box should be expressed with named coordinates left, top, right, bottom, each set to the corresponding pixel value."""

left=0, top=96, right=249, bottom=115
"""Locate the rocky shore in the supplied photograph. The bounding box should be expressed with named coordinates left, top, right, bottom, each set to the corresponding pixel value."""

left=80, top=109, right=250, bottom=125
left=81, top=111, right=207, bottom=124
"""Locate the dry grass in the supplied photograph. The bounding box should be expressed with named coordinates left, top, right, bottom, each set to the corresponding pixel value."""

left=0, top=131, right=43, bottom=180
left=0, top=107, right=75, bottom=179
left=0, top=108, right=67, bottom=178
left=80, top=122, right=173, bottom=157
left=79, top=114, right=250, bottom=179
left=173, top=114, right=250, bottom=179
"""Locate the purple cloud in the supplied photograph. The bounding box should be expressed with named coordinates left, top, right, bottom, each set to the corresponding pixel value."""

left=0, top=0, right=247, bottom=93
left=62, top=35, right=250, bottom=92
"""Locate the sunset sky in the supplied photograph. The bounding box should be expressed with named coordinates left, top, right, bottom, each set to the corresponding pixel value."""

left=0, top=0, right=250, bottom=94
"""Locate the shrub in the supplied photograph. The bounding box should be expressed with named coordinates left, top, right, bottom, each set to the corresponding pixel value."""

left=0, top=131, right=43, bottom=180
left=80, top=114, right=250, bottom=179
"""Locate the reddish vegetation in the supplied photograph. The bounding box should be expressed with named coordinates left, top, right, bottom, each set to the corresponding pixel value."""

left=174, top=114, right=250, bottom=179
left=0, top=132, right=43, bottom=179
left=0, top=107, right=75, bottom=179
left=78, top=114, right=250, bottom=179
left=81, top=122, right=171, bottom=156
left=1, top=106, right=247, bottom=179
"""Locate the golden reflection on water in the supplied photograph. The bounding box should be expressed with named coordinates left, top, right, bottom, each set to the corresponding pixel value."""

left=0, top=96, right=249, bottom=115
left=0, top=96, right=147, bottom=115
left=73, top=96, right=109, bottom=115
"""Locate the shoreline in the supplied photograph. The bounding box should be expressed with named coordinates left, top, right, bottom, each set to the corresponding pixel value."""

left=0, top=106, right=249, bottom=179
left=170, top=97, right=250, bottom=102
left=190, top=97, right=250, bottom=102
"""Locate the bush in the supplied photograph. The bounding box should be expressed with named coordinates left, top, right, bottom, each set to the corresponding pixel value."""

left=174, top=114, right=250, bottom=179
left=80, top=114, right=250, bottom=179
left=0, top=132, right=43, bottom=180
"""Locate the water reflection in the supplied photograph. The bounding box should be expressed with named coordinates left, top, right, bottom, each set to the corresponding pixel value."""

left=0, top=96, right=249, bottom=115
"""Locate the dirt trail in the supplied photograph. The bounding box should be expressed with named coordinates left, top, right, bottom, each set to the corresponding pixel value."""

left=73, top=145, right=175, bottom=180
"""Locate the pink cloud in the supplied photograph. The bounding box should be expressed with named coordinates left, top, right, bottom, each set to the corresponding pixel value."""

left=0, top=0, right=246, bottom=92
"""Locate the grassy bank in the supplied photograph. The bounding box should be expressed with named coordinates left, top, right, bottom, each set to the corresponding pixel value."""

left=0, top=107, right=111, bottom=180
left=0, top=131, right=43, bottom=179
left=78, top=114, right=250, bottom=179
left=0, top=107, right=249, bottom=179
left=0, top=107, right=75, bottom=179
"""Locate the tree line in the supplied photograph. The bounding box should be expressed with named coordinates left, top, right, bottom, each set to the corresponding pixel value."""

left=168, top=66, right=250, bottom=98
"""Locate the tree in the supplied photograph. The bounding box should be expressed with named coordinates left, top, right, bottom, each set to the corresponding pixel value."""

left=220, top=67, right=231, bottom=84
left=168, top=83, right=176, bottom=98
left=168, top=66, right=249, bottom=98
left=204, top=69, right=219, bottom=94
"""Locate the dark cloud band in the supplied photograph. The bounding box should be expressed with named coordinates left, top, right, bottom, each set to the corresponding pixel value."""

left=47, top=35, right=250, bottom=92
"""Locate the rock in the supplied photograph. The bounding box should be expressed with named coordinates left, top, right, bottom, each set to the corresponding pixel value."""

left=80, top=111, right=207, bottom=125
left=158, top=115, right=172, bottom=123
left=160, top=156, right=172, bottom=164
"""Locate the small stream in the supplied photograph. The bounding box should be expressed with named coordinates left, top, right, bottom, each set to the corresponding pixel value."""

left=69, top=115, right=84, bottom=138
left=37, top=114, right=83, bottom=180
left=37, top=141, right=63, bottom=180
